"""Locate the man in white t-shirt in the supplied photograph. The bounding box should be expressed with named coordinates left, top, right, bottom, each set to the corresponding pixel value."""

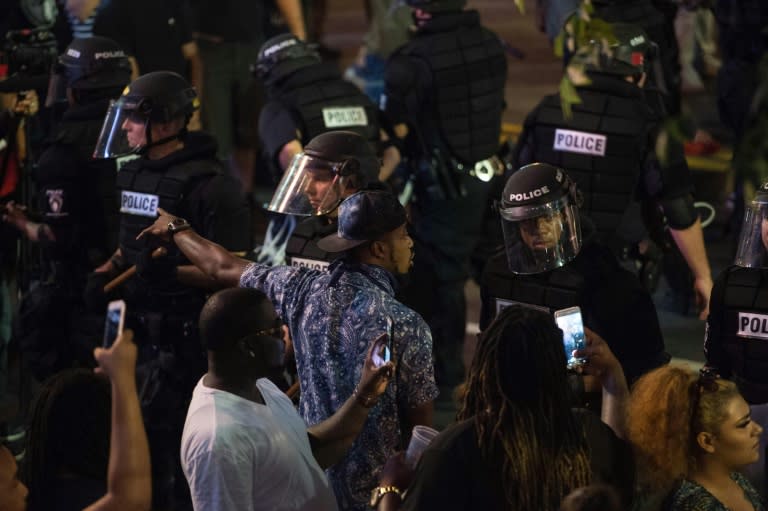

left=181, top=287, right=395, bottom=511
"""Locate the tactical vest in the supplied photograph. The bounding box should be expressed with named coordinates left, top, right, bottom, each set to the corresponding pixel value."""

left=482, top=251, right=586, bottom=327
left=706, top=265, right=768, bottom=404
left=402, top=16, right=506, bottom=165
left=116, top=158, right=220, bottom=266
left=284, top=217, right=338, bottom=272
left=527, top=83, right=650, bottom=241
left=274, top=66, right=380, bottom=147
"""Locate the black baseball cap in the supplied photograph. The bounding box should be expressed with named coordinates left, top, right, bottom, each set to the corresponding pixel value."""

left=317, top=190, right=407, bottom=252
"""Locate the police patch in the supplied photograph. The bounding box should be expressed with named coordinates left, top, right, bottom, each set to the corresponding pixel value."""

left=322, top=107, right=368, bottom=128
left=290, top=256, right=330, bottom=272
left=737, top=312, right=768, bottom=340
left=553, top=128, right=607, bottom=157
left=121, top=191, right=159, bottom=217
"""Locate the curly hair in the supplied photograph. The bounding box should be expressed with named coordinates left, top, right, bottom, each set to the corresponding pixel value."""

left=626, top=365, right=740, bottom=492
left=459, top=305, right=592, bottom=510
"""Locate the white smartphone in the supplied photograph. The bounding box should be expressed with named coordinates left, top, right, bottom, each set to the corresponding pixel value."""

left=103, top=299, right=126, bottom=348
left=554, top=306, right=587, bottom=369
left=372, top=317, right=393, bottom=367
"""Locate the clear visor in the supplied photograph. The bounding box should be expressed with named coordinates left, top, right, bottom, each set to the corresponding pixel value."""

left=734, top=198, right=768, bottom=268
left=266, top=153, right=350, bottom=216
left=500, top=199, right=581, bottom=275
left=93, top=98, right=147, bottom=159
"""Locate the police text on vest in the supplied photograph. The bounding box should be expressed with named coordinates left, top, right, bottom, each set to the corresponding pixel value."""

left=322, top=107, right=368, bottom=128
left=737, top=312, right=768, bottom=340
left=554, top=129, right=607, bottom=157
left=121, top=191, right=159, bottom=217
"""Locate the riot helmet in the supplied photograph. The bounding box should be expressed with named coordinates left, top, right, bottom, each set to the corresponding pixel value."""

left=45, top=36, right=131, bottom=107
left=93, top=71, right=199, bottom=158
left=253, top=34, right=321, bottom=86
left=405, top=0, right=466, bottom=13
left=499, top=163, right=582, bottom=275
left=568, top=23, right=654, bottom=79
left=267, top=130, right=381, bottom=216
left=734, top=181, right=768, bottom=268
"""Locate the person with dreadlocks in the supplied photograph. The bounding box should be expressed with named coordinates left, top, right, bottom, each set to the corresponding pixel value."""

left=373, top=305, right=635, bottom=510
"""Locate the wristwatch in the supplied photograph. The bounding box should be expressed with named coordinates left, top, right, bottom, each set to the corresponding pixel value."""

left=167, top=216, right=191, bottom=235
left=369, top=485, right=402, bottom=508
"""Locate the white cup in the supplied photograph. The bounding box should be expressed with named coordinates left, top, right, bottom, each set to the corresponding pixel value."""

left=405, top=425, right=439, bottom=468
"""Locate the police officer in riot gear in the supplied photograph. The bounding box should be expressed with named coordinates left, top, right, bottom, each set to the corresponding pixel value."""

left=1, top=36, right=130, bottom=379
left=705, top=180, right=768, bottom=494
left=480, top=163, right=668, bottom=385
left=91, top=70, right=251, bottom=510
left=252, top=34, right=390, bottom=267
left=513, top=23, right=713, bottom=319
left=261, top=130, right=382, bottom=271
left=381, top=0, right=507, bottom=387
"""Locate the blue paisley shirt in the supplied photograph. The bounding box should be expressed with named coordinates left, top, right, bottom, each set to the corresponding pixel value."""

left=239, top=259, right=439, bottom=511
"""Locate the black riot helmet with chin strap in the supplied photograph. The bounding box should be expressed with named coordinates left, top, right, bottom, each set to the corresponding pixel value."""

left=568, top=22, right=654, bottom=79
left=253, top=34, right=321, bottom=86
left=499, top=163, right=582, bottom=275
left=93, top=71, right=200, bottom=158
left=266, top=130, right=381, bottom=216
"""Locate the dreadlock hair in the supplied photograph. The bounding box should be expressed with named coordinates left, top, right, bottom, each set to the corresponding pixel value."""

left=21, top=369, right=111, bottom=511
left=459, top=305, right=592, bottom=510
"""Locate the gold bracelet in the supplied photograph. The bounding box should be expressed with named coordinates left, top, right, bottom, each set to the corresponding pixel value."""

left=353, top=385, right=378, bottom=408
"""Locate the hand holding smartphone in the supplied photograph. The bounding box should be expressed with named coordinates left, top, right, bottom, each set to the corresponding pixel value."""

left=103, top=300, right=126, bottom=348
left=372, top=317, right=394, bottom=368
left=554, top=306, right=587, bottom=370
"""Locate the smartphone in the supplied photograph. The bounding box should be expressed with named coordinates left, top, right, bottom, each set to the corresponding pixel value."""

left=372, top=317, right=394, bottom=367
left=554, top=306, right=587, bottom=369
left=103, top=300, right=126, bottom=348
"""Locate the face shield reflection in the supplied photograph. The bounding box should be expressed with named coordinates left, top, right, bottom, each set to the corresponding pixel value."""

left=734, top=197, right=768, bottom=268
left=266, top=153, right=349, bottom=216
left=500, top=197, right=581, bottom=274
left=93, top=98, right=147, bottom=159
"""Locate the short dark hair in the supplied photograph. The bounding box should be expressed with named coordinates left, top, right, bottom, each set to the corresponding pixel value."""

left=198, top=288, right=275, bottom=352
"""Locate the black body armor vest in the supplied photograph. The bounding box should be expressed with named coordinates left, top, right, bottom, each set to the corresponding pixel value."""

left=273, top=63, right=380, bottom=147
left=402, top=10, right=506, bottom=165
left=525, top=78, right=651, bottom=241
left=284, top=216, right=338, bottom=272
left=706, top=265, right=768, bottom=404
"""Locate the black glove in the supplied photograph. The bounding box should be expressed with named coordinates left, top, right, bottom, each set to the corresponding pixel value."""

left=83, top=271, right=111, bottom=313
left=136, top=247, right=177, bottom=285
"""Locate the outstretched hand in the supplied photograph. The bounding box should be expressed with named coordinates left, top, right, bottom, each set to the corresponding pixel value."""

left=136, top=207, right=176, bottom=243
left=1, top=201, right=28, bottom=230
left=573, top=327, right=627, bottom=396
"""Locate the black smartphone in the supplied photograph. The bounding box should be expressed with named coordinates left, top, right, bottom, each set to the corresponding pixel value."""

left=554, top=306, right=587, bottom=369
left=372, top=317, right=394, bottom=367
left=103, top=300, right=126, bottom=348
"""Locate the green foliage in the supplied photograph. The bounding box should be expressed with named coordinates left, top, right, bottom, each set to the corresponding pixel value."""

left=734, top=54, right=768, bottom=188
left=559, top=75, right=583, bottom=119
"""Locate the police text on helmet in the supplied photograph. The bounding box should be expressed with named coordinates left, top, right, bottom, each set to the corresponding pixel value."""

left=509, top=185, right=549, bottom=202
left=94, top=51, right=126, bottom=60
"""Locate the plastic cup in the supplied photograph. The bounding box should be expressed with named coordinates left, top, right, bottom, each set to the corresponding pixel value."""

left=405, top=425, right=439, bottom=468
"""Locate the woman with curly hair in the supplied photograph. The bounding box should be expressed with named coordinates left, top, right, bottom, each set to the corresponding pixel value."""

left=374, top=305, right=635, bottom=511
left=627, top=365, right=764, bottom=511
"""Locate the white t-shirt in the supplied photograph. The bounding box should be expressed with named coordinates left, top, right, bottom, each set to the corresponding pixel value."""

left=181, top=377, right=338, bottom=511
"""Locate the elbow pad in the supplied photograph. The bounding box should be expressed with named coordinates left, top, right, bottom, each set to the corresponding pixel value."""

left=660, top=194, right=697, bottom=230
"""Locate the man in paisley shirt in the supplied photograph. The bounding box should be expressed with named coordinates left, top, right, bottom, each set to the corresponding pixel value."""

left=139, top=182, right=438, bottom=510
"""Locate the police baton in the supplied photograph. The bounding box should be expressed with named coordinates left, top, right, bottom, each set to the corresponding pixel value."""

left=103, top=247, right=168, bottom=293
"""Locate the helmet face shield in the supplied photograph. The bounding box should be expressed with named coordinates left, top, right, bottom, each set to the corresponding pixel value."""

left=500, top=196, right=582, bottom=274
left=735, top=196, right=768, bottom=268
left=93, top=98, right=148, bottom=158
left=266, top=153, right=350, bottom=216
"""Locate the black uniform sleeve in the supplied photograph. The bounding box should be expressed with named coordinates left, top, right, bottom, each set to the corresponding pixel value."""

left=189, top=174, right=252, bottom=252
left=703, top=269, right=732, bottom=377
left=258, top=101, right=301, bottom=170
left=381, top=53, right=430, bottom=126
